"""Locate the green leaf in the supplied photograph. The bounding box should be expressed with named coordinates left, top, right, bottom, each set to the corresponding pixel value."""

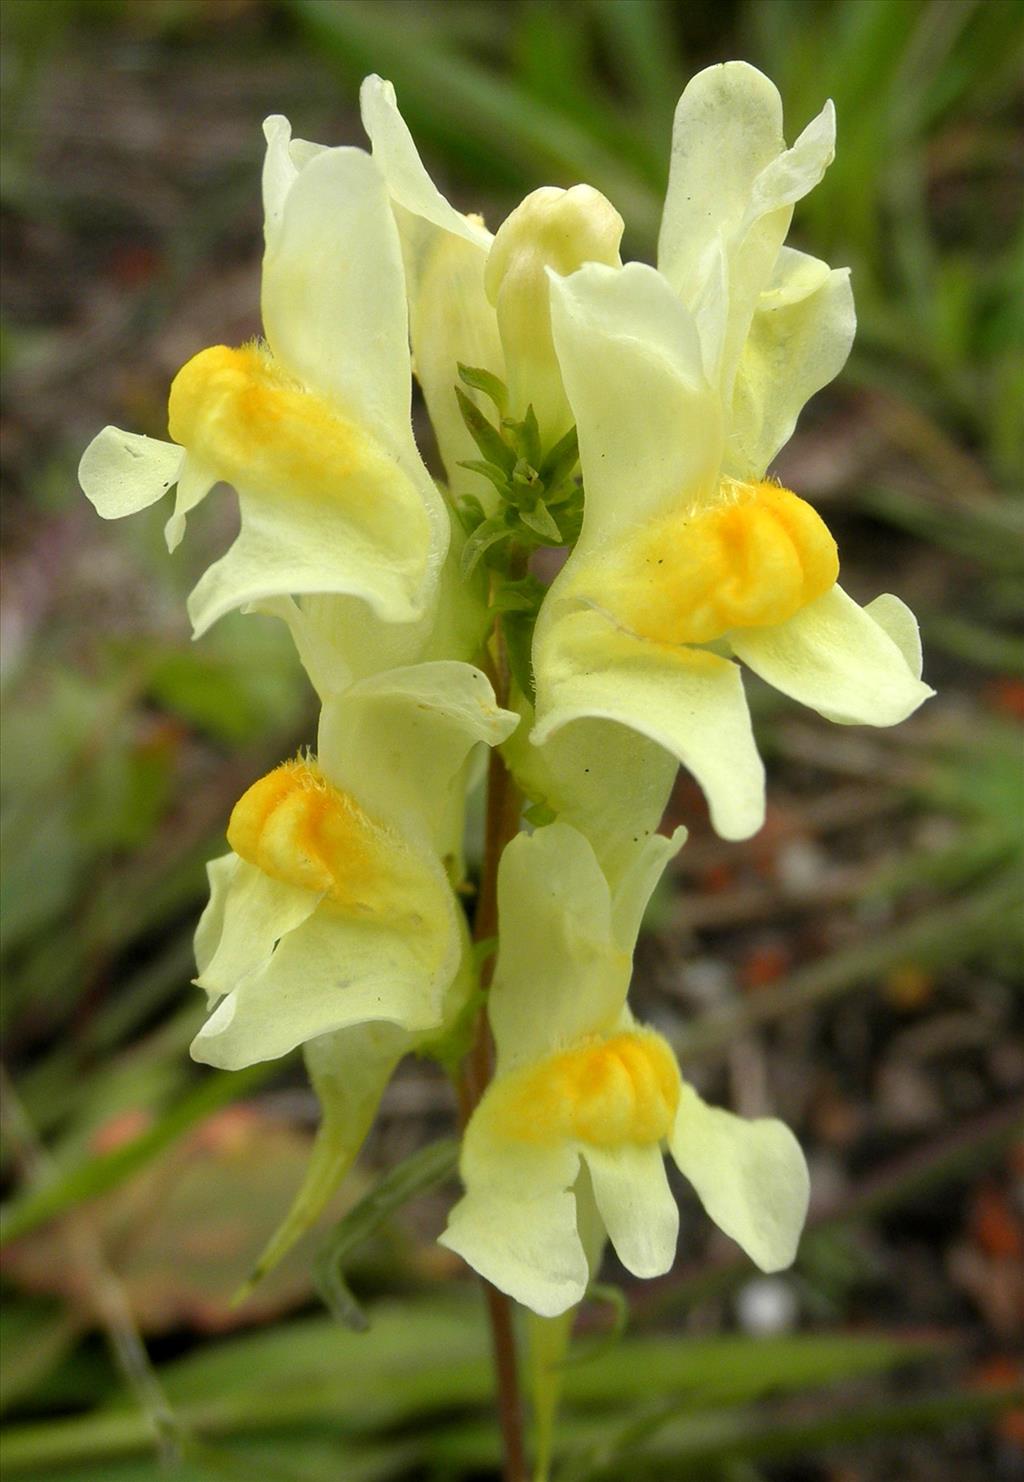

left=453, top=492, right=488, bottom=533
left=459, top=516, right=514, bottom=579
left=313, top=1140, right=459, bottom=1330
left=538, top=422, right=580, bottom=488
left=0, top=1316, right=946, bottom=1474
left=503, top=608, right=537, bottom=704
left=454, top=386, right=515, bottom=475
left=518, top=500, right=563, bottom=542
left=509, top=457, right=541, bottom=499
left=558, top=1282, right=629, bottom=1368
left=455, top=460, right=512, bottom=498
left=505, top=404, right=541, bottom=468
left=489, top=575, right=544, bottom=616
left=457, top=362, right=508, bottom=417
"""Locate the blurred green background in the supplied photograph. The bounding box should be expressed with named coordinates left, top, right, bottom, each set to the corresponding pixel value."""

left=1, top=1, right=1022, bottom=1478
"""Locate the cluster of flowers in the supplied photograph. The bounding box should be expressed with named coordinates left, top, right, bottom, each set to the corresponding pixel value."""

left=80, top=63, right=930, bottom=1318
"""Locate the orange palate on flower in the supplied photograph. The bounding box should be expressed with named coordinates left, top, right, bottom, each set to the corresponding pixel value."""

left=167, top=343, right=429, bottom=551
left=611, top=479, right=839, bottom=646
left=228, top=758, right=410, bottom=918
left=492, top=1029, right=681, bottom=1149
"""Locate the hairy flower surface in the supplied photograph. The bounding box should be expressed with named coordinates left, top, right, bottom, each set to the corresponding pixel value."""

left=441, top=824, right=809, bottom=1316
left=79, top=117, right=446, bottom=638
left=531, top=63, right=932, bottom=840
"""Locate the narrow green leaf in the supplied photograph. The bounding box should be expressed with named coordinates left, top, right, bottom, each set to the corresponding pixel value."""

left=509, top=457, right=541, bottom=498
left=538, top=422, right=580, bottom=487
left=505, top=404, right=542, bottom=468
left=558, top=1282, right=629, bottom=1368
left=455, top=459, right=512, bottom=498
left=457, top=362, right=508, bottom=417
left=489, top=577, right=543, bottom=615
left=519, top=501, right=563, bottom=542
left=503, top=609, right=537, bottom=703
left=454, top=386, right=515, bottom=474
left=460, top=517, right=514, bottom=579
left=453, top=493, right=487, bottom=535
left=313, top=1140, right=459, bottom=1329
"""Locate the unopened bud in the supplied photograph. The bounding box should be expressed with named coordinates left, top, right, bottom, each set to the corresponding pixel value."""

left=484, top=186, right=623, bottom=446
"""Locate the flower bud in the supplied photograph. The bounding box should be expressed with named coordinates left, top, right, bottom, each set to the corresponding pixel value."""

left=484, top=186, right=623, bottom=446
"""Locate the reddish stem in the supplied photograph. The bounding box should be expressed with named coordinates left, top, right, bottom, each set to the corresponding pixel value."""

left=457, top=614, right=528, bottom=1482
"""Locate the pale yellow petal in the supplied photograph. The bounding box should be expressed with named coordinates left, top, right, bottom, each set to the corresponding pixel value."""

left=359, top=75, right=491, bottom=247
left=729, top=250, right=855, bottom=478
left=658, top=62, right=785, bottom=302
left=489, top=823, right=628, bottom=1071
left=163, top=454, right=217, bottom=552
left=669, top=1083, right=810, bottom=1272
left=533, top=606, right=765, bottom=841
left=79, top=428, right=184, bottom=520
left=191, top=896, right=456, bottom=1069
left=582, top=1143, right=678, bottom=1279
left=194, top=856, right=320, bottom=1007
left=487, top=185, right=623, bottom=445
left=317, top=661, right=518, bottom=852
left=728, top=584, right=933, bottom=726
left=260, top=142, right=411, bottom=442
left=360, top=76, right=504, bottom=506
left=501, top=699, right=679, bottom=894
left=440, top=1169, right=588, bottom=1318
left=168, top=344, right=437, bottom=635
left=864, top=592, right=924, bottom=678
left=192, top=853, right=237, bottom=980
left=658, top=63, right=838, bottom=405
left=548, top=262, right=721, bottom=546
left=250, top=516, right=488, bottom=703
left=719, top=99, right=838, bottom=401
left=405, top=225, right=505, bottom=506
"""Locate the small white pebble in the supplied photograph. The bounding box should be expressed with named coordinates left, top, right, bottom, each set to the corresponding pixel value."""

left=682, top=958, right=736, bottom=1009
left=776, top=838, right=827, bottom=895
left=735, top=1276, right=799, bottom=1336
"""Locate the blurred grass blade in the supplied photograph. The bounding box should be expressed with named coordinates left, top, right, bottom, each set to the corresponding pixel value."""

left=556, top=1381, right=1022, bottom=1480
left=0, top=1308, right=942, bottom=1475
left=0, top=1064, right=275, bottom=1246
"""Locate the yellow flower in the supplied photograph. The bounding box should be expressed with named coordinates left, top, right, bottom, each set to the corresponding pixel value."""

left=191, top=662, right=517, bottom=1069
left=441, top=825, right=809, bottom=1316
left=531, top=64, right=932, bottom=841
left=79, top=117, right=446, bottom=638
